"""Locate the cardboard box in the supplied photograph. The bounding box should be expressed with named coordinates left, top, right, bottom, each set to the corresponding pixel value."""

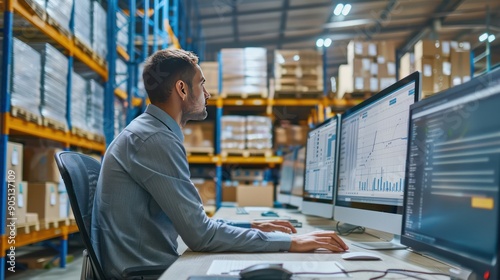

left=377, top=41, right=396, bottom=63
left=236, top=184, right=274, bottom=207
left=222, top=183, right=237, bottom=202
left=414, top=40, right=441, bottom=59
left=378, top=62, right=396, bottom=78
left=27, top=182, right=60, bottom=220
left=287, top=125, right=308, bottom=146
left=351, top=58, right=372, bottom=77
left=450, top=49, right=471, bottom=86
left=6, top=142, right=23, bottom=182
left=416, top=57, right=434, bottom=93
left=200, top=61, right=219, bottom=95
left=347, top=41, right=377, bottom=61
left=6, top=181, right=28, bottom=224
left=192, top=179, right=216, bottom=206
left=25, top=212, right=39, bottom=223
left=274, top=127, right=288, bottom=147
left=183, top=122, right=214, bottom=148
left=23, top=147, right=62, bottom=183
left=399, top=52, right=415, bottom=79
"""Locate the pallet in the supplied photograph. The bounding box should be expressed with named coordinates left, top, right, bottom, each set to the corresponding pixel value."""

left=186, top=146, right=214, bottom=156
left=74, top=37, right=94, bottom=57
left=43, top=117, right=68, bottom=132
left=22, top=0, right=48, bottom=21
left=46, top=15, right=72, bottom=38
left=274, top=90, right=324, bottom=99
left=88, top=132, right=105, bottom=143
left=71, top=126, right=91, bottom=139
left=40, top=218, right=70, bottom=230
left=91, top=52, right=107, bottom=67
left=220, top=90, right=268, bottom=99
left=16, top=220, right=41, bottom=235
left=221, top=149, right=273, bottom=158
left=10, top=106, right=42, bottom=125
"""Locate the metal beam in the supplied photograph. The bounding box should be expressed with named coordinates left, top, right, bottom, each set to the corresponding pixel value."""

left=231, top=0, right=239, bottom=43
left=277, top=0, right=290, bottom=49
left=399, top=0, right=466, bottom=56
left=365, top=0, right=398, bottom=40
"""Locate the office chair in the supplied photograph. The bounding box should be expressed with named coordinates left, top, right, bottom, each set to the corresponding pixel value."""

left=54, top=151, right=167, bottom=280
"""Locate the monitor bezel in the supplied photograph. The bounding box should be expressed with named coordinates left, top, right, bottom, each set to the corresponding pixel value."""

left=401, top=68, right=500, bottom=279
left=302, top=115, right=341, bottom=206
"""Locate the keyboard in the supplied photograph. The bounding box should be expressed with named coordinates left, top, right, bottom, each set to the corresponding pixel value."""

left=236, top=207, right=249, bottom=215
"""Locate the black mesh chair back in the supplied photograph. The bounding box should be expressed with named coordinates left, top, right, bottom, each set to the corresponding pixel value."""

left=54, top=151, right=106, bottom=279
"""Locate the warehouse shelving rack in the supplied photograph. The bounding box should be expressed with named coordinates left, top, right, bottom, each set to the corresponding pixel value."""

left=0, top=0, right=184, bottom=277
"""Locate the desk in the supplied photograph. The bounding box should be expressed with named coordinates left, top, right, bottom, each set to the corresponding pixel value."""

left=161, top=208, right=451, bottom=279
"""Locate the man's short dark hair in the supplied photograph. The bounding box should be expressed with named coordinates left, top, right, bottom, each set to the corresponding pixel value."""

left=142, top=49, right=199, bottom=104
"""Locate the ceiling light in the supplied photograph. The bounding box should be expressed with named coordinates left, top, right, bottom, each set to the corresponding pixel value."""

left=479, top=32, right=488, bottom=42
left=324, top=38, right=332, bottom=47
left=341, top=4, right=351, bottom=16
left=293, top=55, right=300, bottom=61
left=316, top=38, right=324, bottom=48
left=333, top=4, right=344, bottom=16
left=488, top=34, right=496, bottom=43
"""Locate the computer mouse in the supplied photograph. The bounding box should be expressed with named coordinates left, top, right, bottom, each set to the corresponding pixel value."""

left=342, top=251, right=382, bottom=260
left=261, top=211, right=279, bottom=217
left=239, top=263, right=293, bottom=280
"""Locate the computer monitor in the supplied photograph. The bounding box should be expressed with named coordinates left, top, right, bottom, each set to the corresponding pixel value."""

left=290, top=146, right=305, bottom=208
left=277, top=151, right=296, bottom=205
left=401, top=68, right=500, bottom=279
left=334, top=72, right=421, bottom=249
left=302, top=116, right=340, bottom=218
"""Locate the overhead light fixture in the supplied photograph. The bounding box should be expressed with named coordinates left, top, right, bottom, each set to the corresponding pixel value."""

left=333, top=4, right=344, bottom=16
left=488, top=34, right=496, bottom=43
left=342, top=4, right=351, bottom=16
left=479, top=32, right=488, bottom=42
left=293, top=55, right=300, bottom=61
left=316, top=38, right=324, bottom=48
left=324, top=38, right=332, bottom=47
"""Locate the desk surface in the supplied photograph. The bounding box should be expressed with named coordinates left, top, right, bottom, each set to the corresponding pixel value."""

left=161, top=208, right=451, bottom=279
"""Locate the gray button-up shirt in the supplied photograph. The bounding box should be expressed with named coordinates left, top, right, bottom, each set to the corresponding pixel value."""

left=91, top=104, right=291, bottom=278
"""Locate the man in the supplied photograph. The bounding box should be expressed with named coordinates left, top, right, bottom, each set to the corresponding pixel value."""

left=92, top=49, right=348, bottom=278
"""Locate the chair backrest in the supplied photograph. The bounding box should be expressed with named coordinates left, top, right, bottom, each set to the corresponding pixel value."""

left=54, top=151, right=106, bottom=279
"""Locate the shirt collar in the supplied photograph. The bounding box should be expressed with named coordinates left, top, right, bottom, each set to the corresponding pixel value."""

left=145, top=104, right=184, bottom=142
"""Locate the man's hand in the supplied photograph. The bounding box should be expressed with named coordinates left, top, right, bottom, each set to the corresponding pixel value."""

left=289, top=231, right=348, bottom=252
left=251, top=220, right=297, bottom=234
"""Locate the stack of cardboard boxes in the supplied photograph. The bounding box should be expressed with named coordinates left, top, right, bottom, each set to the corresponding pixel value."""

left=274, top=49, right=323, bottom=94
left=274, top=124, right=309, bottom=150
left=222, top=168, right=273, bottom=207
left=220, top=48, right=267, bottom=97
left=183, top=121, right=215, bottom=155
left=221, top=116, right=273, bottom=154
left=199, top=61, right=219, bottom=96
left=404, top=39, right=471, bottom=98
left=337, top=40, right=397, bottom=98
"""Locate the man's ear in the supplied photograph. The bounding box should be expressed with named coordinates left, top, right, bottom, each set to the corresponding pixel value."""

left=175, top=80, right=187, bottom=101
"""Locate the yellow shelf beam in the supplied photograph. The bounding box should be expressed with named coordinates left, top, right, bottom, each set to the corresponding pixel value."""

left=187, top=155, right=220, bottom=164
left=117, top=46, right=130, bottom=61
left=5, top=114, right=105, bottom=153
left=221, top=156, right=282, bottom=165
left=13, top=0, right=108, bottom=79
left=1, top=224, right=79, bottom=252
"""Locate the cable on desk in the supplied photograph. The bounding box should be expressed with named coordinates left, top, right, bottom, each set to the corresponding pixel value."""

left=335, top=221, right=365, bottom=236
left=294, top=268, right=450, bottom=280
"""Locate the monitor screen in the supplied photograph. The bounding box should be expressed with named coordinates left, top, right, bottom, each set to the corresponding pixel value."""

left=402, top=68, right=500, bottom=279
left=302, top=116, right=340, bottom=218
left=290, top=147, right=305, bottom=208
left=334, top=72, right=421, bottom=249
left=277, top=151, right=296, bottom=205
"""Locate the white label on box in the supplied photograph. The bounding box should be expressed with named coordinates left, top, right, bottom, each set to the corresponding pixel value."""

left=18, top=194, right=24, bottom=208
left=60, top=193, right=68, bottom=218
left=443, top=62, right=451, bottom=76
left=377, top=56, right=385, bottom=64
left=355, top=42, right=363, bottom=55
left=387, top=62, right=396, bottom=76
left=368, top=43, right=377, bottom=56
left=51, top=193, right=56, bottom=206
left=424, top=64, right=432, bottom=77
left=442, top=41, right=450, bottom=55
left=463, top=76, right=471, bottom=83
left=11, top=148, right=19, bottom=166
left=370, top=78, right=378, bottom=92
left=452, top=76, right=462, bottom=86
left=362, top=59, right=371, bottom=71
left=370, top=63, right=378, bottom=75
left=460, top=42, right=471, bottom=50
left=450, top=41, right=458, bottom=49
left=355, top=77, right=364, bottom=90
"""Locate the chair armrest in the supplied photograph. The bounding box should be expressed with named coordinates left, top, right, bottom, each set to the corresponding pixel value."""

left=122, top=265, right=169, bottom=280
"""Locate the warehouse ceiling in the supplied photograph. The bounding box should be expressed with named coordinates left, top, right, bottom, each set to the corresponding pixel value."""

left=192, top=0, right=500, bottom=77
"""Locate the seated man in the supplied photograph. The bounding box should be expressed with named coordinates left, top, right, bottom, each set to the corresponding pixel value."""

left=91, top=49, right=348, bottom=279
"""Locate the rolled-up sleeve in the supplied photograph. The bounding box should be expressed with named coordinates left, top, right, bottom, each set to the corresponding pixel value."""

left=128, top=131, right=292, bottom=252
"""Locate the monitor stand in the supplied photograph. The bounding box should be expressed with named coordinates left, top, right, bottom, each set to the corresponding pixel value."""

left=352, top=235, right=407, bottom=250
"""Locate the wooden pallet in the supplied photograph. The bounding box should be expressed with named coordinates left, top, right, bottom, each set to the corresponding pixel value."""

left=43, top=117, right=68, bottom=132
left=88, top=132, right=105, bottom=143
left=10, top=106, right=42, bottom=125
left=220, top=90, right=268, bottom=99
left=22, top=0, right=48, bottom=21
left=46, top=15, right=72, bottom=38
left=186, top=146, right=214, bottom=156
left=74, top=37, right=94, bottom=57
left=221, top=149, right=273, bottom=158
left=71, top=126, right=91, bottom=139
left=40, top=218, right=70, bottom=230
left=274, top=90, right=324, bottom=99
left=91, top=52, right=107, bottom=67
left=16, top=220, right=41, bottom=235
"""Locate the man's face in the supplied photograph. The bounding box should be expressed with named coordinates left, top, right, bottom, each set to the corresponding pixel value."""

left=182, top=65, right=211, bottom=121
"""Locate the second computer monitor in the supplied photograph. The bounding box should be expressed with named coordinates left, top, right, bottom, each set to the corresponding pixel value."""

left=302, top=116, right=340, bottom=218
left=334, top=72, right=421, bottom=249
